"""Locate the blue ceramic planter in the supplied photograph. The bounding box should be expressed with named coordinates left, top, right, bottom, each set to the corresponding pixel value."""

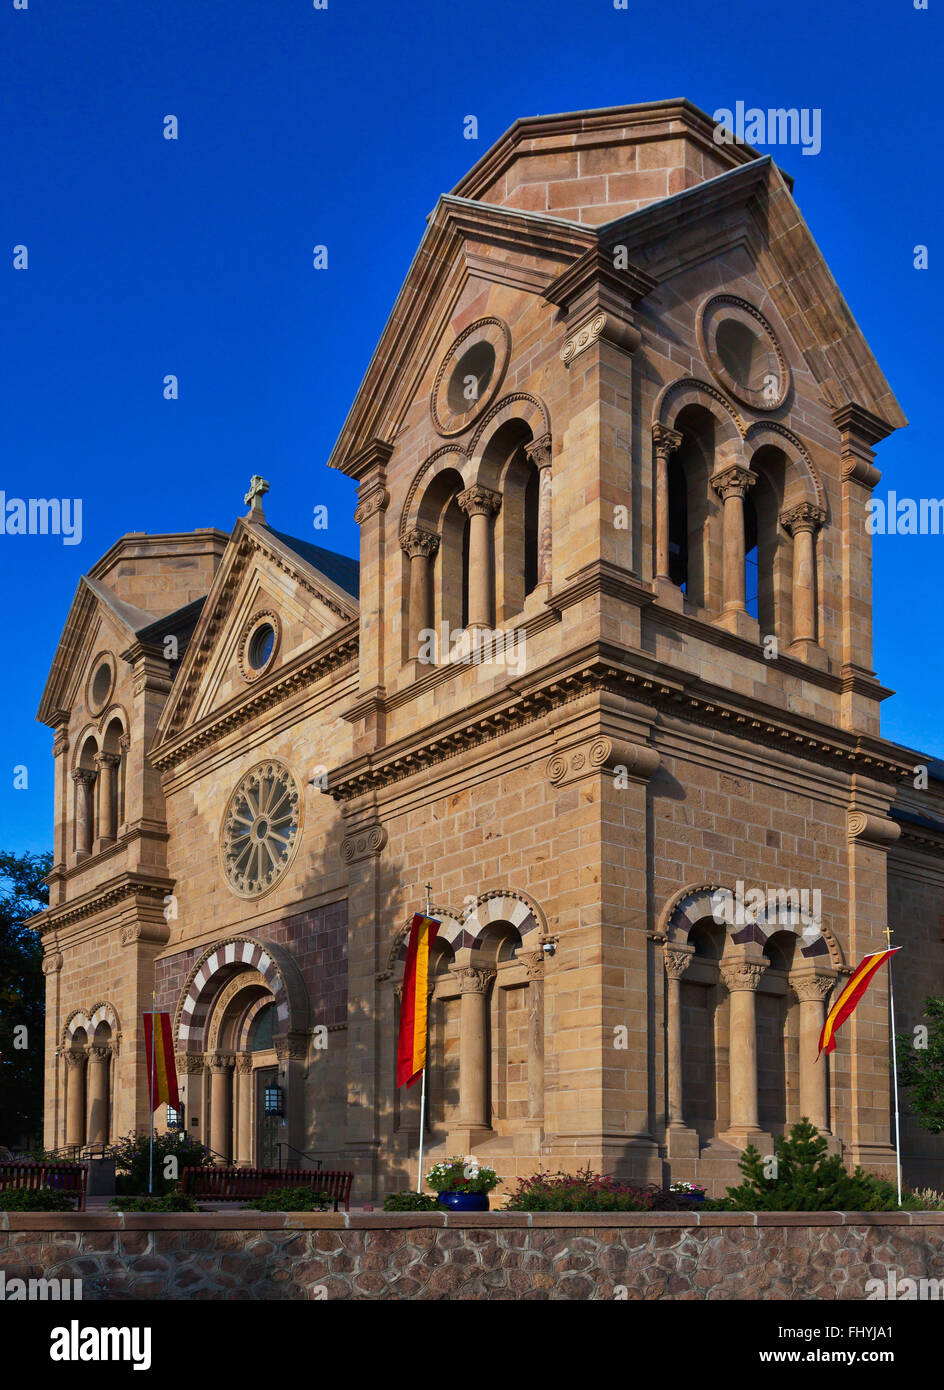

left=437, top=1191, right=490, bottom=1212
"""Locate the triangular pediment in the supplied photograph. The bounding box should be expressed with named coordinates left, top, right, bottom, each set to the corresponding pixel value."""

left=37, top=576, right=159, bottom=726
left=152, top=518, right=359, bottom=754
left=327, top=197, right=596, bottom=476
left=597, top=159, right=907, bottom=432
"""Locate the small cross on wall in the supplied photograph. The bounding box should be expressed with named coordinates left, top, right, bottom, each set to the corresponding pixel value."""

left=244, top=475, right=270, bottom=521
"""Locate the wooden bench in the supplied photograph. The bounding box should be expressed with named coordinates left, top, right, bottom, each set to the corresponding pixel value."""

left=180, top=1166, right=354, bottom=1211
left=0, top=1161, right=87, bottom=1211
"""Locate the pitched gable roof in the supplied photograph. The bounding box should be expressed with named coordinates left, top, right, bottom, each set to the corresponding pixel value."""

left=266, top=528, right=360, bottom=599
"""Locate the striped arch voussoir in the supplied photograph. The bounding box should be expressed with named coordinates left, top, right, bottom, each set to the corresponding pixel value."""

left=660, top=882, right=841, bottom=967
left=175, top=937, right=307, bottom=1051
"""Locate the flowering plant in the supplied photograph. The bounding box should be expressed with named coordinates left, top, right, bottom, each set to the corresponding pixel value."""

left=669, top=1181, right=706, bottom=1196
left=425, top=1155, right=501, bottom=1195
left=502, top=1167, right=703, bottom=1212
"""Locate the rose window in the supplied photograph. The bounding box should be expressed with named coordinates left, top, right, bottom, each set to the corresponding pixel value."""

left=220, top=761, right=301, bottom=898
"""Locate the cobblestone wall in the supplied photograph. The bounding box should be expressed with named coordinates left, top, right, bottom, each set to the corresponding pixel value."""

left=2, top=1212, right=943, bottom=1300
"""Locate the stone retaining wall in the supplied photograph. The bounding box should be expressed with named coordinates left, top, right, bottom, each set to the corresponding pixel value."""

left=2, top=1211, right=943, bottom=1300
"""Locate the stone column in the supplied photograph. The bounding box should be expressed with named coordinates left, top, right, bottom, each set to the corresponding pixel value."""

left=235, top=1054, right=254, bottom=1166
left=524, top=433, right=553, bottom=586
left=516, top=949, right=546, bottom=1124
left=719, top=955, right=768, bottom=1144
left=86, top=1045, right=111, bottom=1144
left=64, top=1049, right=87, bottom=1148
left=176, top=1052, right=204, bottom=1146
left=51, top=722, right=70, bottom=877
left=712, top=465, right=756, bottom=622
left=401, top=527, right=440, bottom=661
left=780, top=502, right=826, bottom=653
left=652, top=424, right=683, bottom=583
left=208, top=1053, right=235, bottom=1163
left=793, top=972, right=835, bottom=1134
left=457, top=485, right=502, bottom=629
left=663, top=943, right=699, bottom=1157
left=72, top=769, right=94, bottom=858
left=452, top=965, right=494, bottom=1144
left=94, top=752, right=120, bottom=845
left=117, top=733, right=131, bottom=831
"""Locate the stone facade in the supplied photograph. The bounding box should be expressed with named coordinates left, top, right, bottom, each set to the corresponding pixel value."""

left=3, top=1211, right=944, bottom=1301
left=30, top=100, right=944, bottom=1199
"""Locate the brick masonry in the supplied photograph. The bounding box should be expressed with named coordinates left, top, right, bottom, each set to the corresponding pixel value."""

left=2, top=1212, right=944, bottom=1301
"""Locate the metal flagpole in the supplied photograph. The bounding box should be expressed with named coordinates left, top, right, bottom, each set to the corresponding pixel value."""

left=148, top=989, right=156, bottom=1196
left=416, top=882, right=433, bottom=1193
left=886, top=925, right=902, bottom=1206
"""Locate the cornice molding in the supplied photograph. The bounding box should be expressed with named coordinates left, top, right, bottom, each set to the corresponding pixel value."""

left=30, top=871, right=175, bottom=937
left=323, top=644, right=914, bottom=803
left=151, top=627, right=358, bottom=772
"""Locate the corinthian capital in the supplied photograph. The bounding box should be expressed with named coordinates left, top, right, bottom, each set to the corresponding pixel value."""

left=663, top=944, right=695, bottom=980
left=779, top=501, right=826, bottom=535
left=524, top=433, right=552, bottom=471
left=719, top=959, right=768, bottom=992
left=401, top=526, right=440, bottom=560
left=454, top=966, right=495, bottom=995
left=712, top=466, right=756, bottom=502
left=457, top=485, right=501, bottom=519
left=652, top=424, right=683, bottom=458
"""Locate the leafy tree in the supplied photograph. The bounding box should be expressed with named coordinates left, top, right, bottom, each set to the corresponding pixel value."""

left=111, top=1129, right=214, bottom=1195
left=0, top=849, right=51, bottom=1147
left=720, top=1118, right=904, bottom=1211
left=896, top=996, right=944, bottom=1134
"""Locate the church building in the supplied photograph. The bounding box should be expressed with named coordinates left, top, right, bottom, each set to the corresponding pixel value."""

left=32, top=100, right=944, bottom=1196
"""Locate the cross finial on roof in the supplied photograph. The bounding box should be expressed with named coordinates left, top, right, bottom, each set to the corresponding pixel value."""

left=244, top=475, right=269, bottom=522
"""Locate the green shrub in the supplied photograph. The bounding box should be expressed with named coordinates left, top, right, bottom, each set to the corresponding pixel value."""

left=109, top=1192, right=198, bottom=1213
left=249, top=1186, right=332, bottom=1212
left=383, top=1191, right=440, bottom=1212
left=719, top=1118, right=903, bottom=1211
left=110, top=1130, right=214, bottom=1197
left=0, top=1187, right=79, bottom=1212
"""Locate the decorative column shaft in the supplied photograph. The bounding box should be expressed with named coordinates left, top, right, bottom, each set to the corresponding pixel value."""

left=235, top=1054, right=254, bottom=1166
left=72, top=769, right=95, bottom=856
left=780, top=503, right=826, bottom=645
left=64, top=1049, right=87, bottom=1147
left=652, top=425, right=682, bottom=581
left=712, top=466, right=756, bottom=614
left=455, top=966, right=494, bottom=1129
left=793, top=973, right=835, bottom=1132
left=94, top=752, right=120, bottom=842
left=720, top=957, right=768, bottom=1134
left=516, top=949, right=546, bottom=1122
left=401, top=527, right=440, bottom=658
left=663, top=945, right=695, bottom=1127
left=524, top=434, right=553, bottom=585
left=208, top=1054, right=235, bottom=1164
left=86, top=1045, right=111, bottom=1144
left=457, top=485, right=502, bottom=629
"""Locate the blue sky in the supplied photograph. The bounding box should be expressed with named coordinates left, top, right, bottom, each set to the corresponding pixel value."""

left=0, top=0, right=939, bottom=853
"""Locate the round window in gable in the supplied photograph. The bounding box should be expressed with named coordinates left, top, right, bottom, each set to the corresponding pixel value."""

left=86, top=654, right=115, bottom=715
left=430, top=316, right=511, bottom=436
left=238, top=610, right=281, bottom=682
left=697, top=294, right=790, bottom=411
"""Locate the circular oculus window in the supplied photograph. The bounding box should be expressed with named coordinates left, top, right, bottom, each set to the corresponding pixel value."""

left=220, top=760, right=302, bottom=899
left=430, top=317, right=511, bottom=437
left=86, top=654, right=115, bottom=715
left=238, top=611, right=281, bottom=681
left=697, top=295, right=790, bottom=411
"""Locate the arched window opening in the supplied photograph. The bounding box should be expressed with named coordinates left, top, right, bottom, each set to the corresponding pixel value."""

left=744, top=492, right=760, bottom=621
left=460, top=511, right=471, bottom=629
left=524, top=466, right=539, bottom=598
left=668, top=454, right=688, bottom=591
left=249, top=1001, right=276, bottom=1052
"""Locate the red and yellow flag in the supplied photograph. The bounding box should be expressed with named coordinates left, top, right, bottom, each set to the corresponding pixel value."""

left=818, top=947, right=900, bottom=1058
left=143, top=1011, right=180, bottom=1112
left=397, top=913, right=440, bottom=1088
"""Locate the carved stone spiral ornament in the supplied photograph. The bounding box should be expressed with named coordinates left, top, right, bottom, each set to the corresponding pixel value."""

left=220, top=760, right=301, bottom=899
